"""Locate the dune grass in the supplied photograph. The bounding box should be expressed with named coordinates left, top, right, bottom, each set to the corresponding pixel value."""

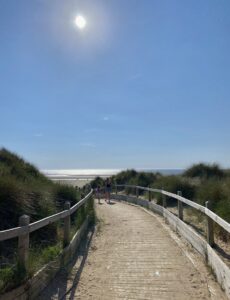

left=91, top=164, right=230, bottom=242
left=0, top=148, right=94, bottom=294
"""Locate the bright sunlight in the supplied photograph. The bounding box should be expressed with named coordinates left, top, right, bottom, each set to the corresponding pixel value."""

left=75, top=15, right=87, bottom=29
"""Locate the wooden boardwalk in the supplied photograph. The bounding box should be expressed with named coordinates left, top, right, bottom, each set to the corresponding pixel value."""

left=39, top=200, right=226, bottom=300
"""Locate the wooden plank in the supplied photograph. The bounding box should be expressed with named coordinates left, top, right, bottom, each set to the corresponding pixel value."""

left=18, top=215, right=30, bottom=271
left=115, top=185, right=204, bottom=211
left=205, top=201, right=214, bottom=246
left=70, top=196, right=87, bottom=213
left=0, top=227, right=25, bottom=241
left=162, top=191, right=205, bottom=212
left=0, top=284, right=27, bottom=300
left=136, top=187, right=139, bottom=198
left=29, top=210, right=68, bottom=233
left=70, top=190, right=92, bottom=214
left=177, top=191, right=183, bottom=220
left=149, top=202, right=164, bottom=216
left=0, top=190, right=93, bottom=241
left=113, top=190, right=230, bottom=300
left=115, top=185, right=230, bottom=234
left=162, top=194, right=167, bottom=208
left=148, top=190, right=152, bottom=201
left=205, top=208, right=230, bottom=234
left=63, top=202, right=71, bottom=247
left=164, top=209, right=207, bottom=258
left=0, top=216, right=91, bottom=300
left=207, top=244, right=230, bottom=299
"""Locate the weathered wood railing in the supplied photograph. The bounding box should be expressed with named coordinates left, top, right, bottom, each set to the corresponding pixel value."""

left=0, top=189, right=93, bottom=271
left=115, top=184, right=230, bottom=247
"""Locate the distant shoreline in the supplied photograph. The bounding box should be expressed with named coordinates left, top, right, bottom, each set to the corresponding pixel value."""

left=43, top=169, right=184, bottom=179
left=43, top=169, right=185, bottom=187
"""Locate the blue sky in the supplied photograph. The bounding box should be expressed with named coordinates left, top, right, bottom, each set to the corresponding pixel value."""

left=0, top=0, right=229, bottom=169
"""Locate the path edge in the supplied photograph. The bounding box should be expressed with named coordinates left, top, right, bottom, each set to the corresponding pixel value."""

left=0, top=217, right=91, bottom=300
left=112, top=194, right=230, bottom=299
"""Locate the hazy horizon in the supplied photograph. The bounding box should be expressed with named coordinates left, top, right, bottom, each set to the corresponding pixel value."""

left=42, top=168, right=185, bottom=179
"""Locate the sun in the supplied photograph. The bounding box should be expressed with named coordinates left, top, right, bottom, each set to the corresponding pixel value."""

left=75, top=15, right=87, bottom=29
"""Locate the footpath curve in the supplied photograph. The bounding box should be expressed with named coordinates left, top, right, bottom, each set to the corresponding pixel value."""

left=39, top=200, right=227, bottom=300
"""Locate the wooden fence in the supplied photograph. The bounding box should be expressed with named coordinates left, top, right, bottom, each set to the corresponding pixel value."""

left=0, top=190, right=93, bottom=271
left=115, top=184, right=230, bottom=246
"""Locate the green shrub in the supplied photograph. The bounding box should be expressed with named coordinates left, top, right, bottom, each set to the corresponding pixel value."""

left=90, top=176, right=105, bottom=189
left=0, top=148, right=94, bottom=294
left=0, top=262, right=27, bottom=293
left=153, top=176, right=195, bottom=205
left=195, top=179, right=230, bottom=241
left=113, top=169, right=138, bottom=185
left=184, top=163, right=225, bottom=179
left=135, top=172, right=156, bottom=187
left=53, top=183, right=80, bottom=208
left=0, top=148, right=49, bottom=183
left=195, top=179, right=225, bottom=208
left=0, top=149, right=57, bottom=230
left=0, top=266, right=14, bottom=292
left=40, top=245, right=61, bottom=263
left=0, top=177, right=29, bottom=229
left=27, top=244, right=62, bottom=276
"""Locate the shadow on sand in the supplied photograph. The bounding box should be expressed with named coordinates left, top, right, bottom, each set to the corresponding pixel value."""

left=214, top=244, right=230, bottom=260
left=97, top=200, right=116, bottom=205
left=38, top=227, right=94, bottom=300
left=107, top=201, right=116, bottom=205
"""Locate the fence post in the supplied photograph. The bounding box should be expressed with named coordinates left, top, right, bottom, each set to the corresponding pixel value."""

left=18, top=215, right=30, bottom=272
left=162, top=188, right=167, bottom=208
left=63, top=201, right=71, bottom=247
left=115, top=185, right=118, bottom=195
left=148, top=190, right=152, bottom=202
left=205, top=201, right=214, bottom=247
left=136, top=187, right=139, bottom=198
left=177, top=191, right=183, bottom=220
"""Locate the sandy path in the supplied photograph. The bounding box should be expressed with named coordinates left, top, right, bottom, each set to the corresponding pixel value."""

left=39, top=200, right=226, bottom=300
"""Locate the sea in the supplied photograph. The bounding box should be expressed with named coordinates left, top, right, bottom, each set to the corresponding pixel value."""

left=42, top=169, right=184, bottom=182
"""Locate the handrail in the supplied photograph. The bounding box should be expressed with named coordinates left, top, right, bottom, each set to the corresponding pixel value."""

left=0, top=189, right=93, bottom=242
left=115, top=184, right=230, bottom=234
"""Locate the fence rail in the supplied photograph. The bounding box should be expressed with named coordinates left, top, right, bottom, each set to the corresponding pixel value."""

left=115, top=184, right=230, bottom=238
left=0, top=190, right=93, bottom=271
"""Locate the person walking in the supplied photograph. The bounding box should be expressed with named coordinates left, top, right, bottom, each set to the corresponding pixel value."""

left=96, top=186, right=101, bottom=204
left=105, top=178, right=111, bottom=204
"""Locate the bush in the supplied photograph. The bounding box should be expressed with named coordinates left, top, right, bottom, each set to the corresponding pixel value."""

left=0, top=266, right=15, bottom=293
left=184, top=163, right=225, bottom=179
left=0, top=177, right=29, bottom=229
left=113, top=169, right=138, bottom=185
left=195, top=180, right=224, bottom=207
left=135, top=172, right=157, bottom=187
left=110, top=170, right=158, bottom=195
left=194, top=179, right=230, bottom=241
left=0, top=148, right=49, bottom=183
left=53, top=183, right=80, bottom=208
left=0, top=148, right=57, bottom=229
left=0, top=148, right=94, bottom=294
left=195, top=179, right=230, bottom=221
left=90, top=176, right=105, bottom=189
left=153, top=176, right=195, bottom=205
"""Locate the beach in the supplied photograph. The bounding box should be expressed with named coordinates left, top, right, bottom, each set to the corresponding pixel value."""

left=42, top=169, right=184, bottom=187
left=43, top=169, right=121, bottom=187
left=50, top=178, right=93, bottom=188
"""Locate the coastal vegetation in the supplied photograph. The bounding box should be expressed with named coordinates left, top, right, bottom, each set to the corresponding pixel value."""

left=91, top=163, right=230, bottom=242
left=0, top=148, right=94, bottom=294
left=1, top=147, right=229, bottom=293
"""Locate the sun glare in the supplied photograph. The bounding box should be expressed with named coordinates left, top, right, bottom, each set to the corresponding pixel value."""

left=75, top=15, right=87, bottom=29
